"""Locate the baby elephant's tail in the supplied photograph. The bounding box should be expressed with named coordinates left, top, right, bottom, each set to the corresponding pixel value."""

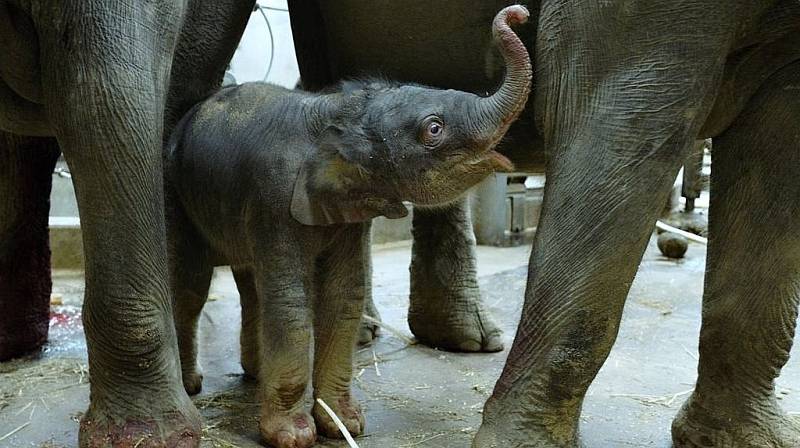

left=164, top=101, right=203, bottom=166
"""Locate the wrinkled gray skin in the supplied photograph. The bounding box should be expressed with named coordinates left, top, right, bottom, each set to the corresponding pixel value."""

left=166, top=9, right=531, bottom=448
left=0, top=0, right=257, bottom=446
left=291, top=1, right=800, bottom=447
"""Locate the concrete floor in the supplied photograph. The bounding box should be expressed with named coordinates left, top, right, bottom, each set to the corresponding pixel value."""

left=3, top=231, right=800, bottom=448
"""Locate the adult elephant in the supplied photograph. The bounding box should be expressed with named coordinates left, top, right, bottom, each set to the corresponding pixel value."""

left=0, top=0, right=256, bottom=446
left=289, top=1, right=800, bottom=447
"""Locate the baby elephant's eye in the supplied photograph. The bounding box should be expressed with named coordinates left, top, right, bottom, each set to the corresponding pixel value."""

left=420, top=115, right=445, bottom=147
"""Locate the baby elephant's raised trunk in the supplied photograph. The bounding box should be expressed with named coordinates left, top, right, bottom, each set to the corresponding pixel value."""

left=473, top=5, right=533, bottom=143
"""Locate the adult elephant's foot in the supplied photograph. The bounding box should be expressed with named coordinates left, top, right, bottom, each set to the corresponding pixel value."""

left=259, top=410, right=317, bottom=448
left=78, top=344, right=202, bottom=447
left=0, top=312, right=48, bottom=360
left=473, top=391, right=582, bottom=448
left=472, top=410, right=579, bottom=447
left=79, top=403, right=201, bottom=448
left=473, top=424, right=577, bottom=448
left=409, top=200, right=503, bottom=353
left=672, top=393, right=800, bottom=448
left=408, top=288, right=503, bottom=352
left=0, top=237, right=51, bottom=361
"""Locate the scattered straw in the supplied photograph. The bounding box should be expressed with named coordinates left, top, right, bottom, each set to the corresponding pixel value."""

left=200, top=419, right=247, bottom=448
left=371, top=349, right=381, bottom=377
left=681, top=344, right=698, bottom=361
left=611, top=389, right=693, bottom=407
left=400, top=432, right=446, bottom=447
left=14, top=401, right=32, bottom=416
left=315, top=398, right=360, bottom=448
left=0, top=422, right=30, bottom=442
left=361, top=315, right=417, bottom=346
left=194, top=390, right=259, bottom=410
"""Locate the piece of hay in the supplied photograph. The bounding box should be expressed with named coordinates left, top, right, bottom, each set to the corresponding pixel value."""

left=50, top=294, right=64, bottom=306
left=655, top=221, right=707, bottom=245
left=400, top=433, right=446, bottom=447
left=315, top=398, right=360, bottom=448
left=610, top=389, right=693, bottom=407
left=0, top=421, right=30, bottom=442
left=361, top=315, right=417, bottom=346
left=371, top=349, right=381, bottom=377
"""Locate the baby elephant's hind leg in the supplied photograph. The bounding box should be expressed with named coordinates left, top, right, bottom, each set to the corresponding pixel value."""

left=312, top=232, right=368, bottom=439
left=173, top=262, right=212, bottom=395
left=168, top=205, right=213, bottom=395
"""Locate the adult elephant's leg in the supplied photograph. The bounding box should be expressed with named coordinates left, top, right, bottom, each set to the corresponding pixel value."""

left=38, top=3, right=200, bottom=446
left=409, top=199, right=503, bottom=352
left=473, top=3, right=748, bottom=446
left=163, top=0, right=255, bottom=133
left=673, top=62, right=800, bottom=448
left=0, top=134, right=59, bottom=360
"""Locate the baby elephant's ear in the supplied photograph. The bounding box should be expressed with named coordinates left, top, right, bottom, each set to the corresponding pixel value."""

left=290, top=155, right=408, bottom=226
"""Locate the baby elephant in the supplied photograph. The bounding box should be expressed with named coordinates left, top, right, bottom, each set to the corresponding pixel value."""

left=165, top=6, right=531, bottom=447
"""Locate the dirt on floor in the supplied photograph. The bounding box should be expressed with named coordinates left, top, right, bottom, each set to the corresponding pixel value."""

left=3, top=232, right=800, bottom=448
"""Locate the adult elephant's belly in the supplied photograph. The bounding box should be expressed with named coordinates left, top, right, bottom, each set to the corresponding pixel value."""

left=700, top=20, right=800, bottom=139
left=317, top=0, right=545, bottom=171
left=0, top=2, right=52, bottom=137
left=0, top=78, right=52, bottom=137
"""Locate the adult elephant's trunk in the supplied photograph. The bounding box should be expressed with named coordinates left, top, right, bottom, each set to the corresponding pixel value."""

left=473, top=5, right=532, bottom=143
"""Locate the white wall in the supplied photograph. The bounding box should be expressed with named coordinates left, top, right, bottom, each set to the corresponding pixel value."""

left=228, top=1, right=300, bottom=88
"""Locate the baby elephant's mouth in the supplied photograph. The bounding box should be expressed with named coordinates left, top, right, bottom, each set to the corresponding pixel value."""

left=464, top=149, right=514, bottom=172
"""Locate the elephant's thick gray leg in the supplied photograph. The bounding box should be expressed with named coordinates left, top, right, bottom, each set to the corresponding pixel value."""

left=163, top=0, right=255, bottom=133
left=312, top=229, right=367, bottom=438
left=673, top=62, right=800, bottom=448
left=474, top=136, right=690, bottom=448
left=409, top=199, right=503, bottom=352
left=232, top=265, right=260, bottom=379
left=0, top=134, right=59, bottom=360
left=38, top=3, right=200, bottom=446
left=473, top=3, right=743, bottom=446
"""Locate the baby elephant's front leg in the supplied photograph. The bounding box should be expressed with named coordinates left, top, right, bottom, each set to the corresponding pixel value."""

left=256, top=267, right=316, bottom=448
left=312, top=234, right=369, bottom=438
